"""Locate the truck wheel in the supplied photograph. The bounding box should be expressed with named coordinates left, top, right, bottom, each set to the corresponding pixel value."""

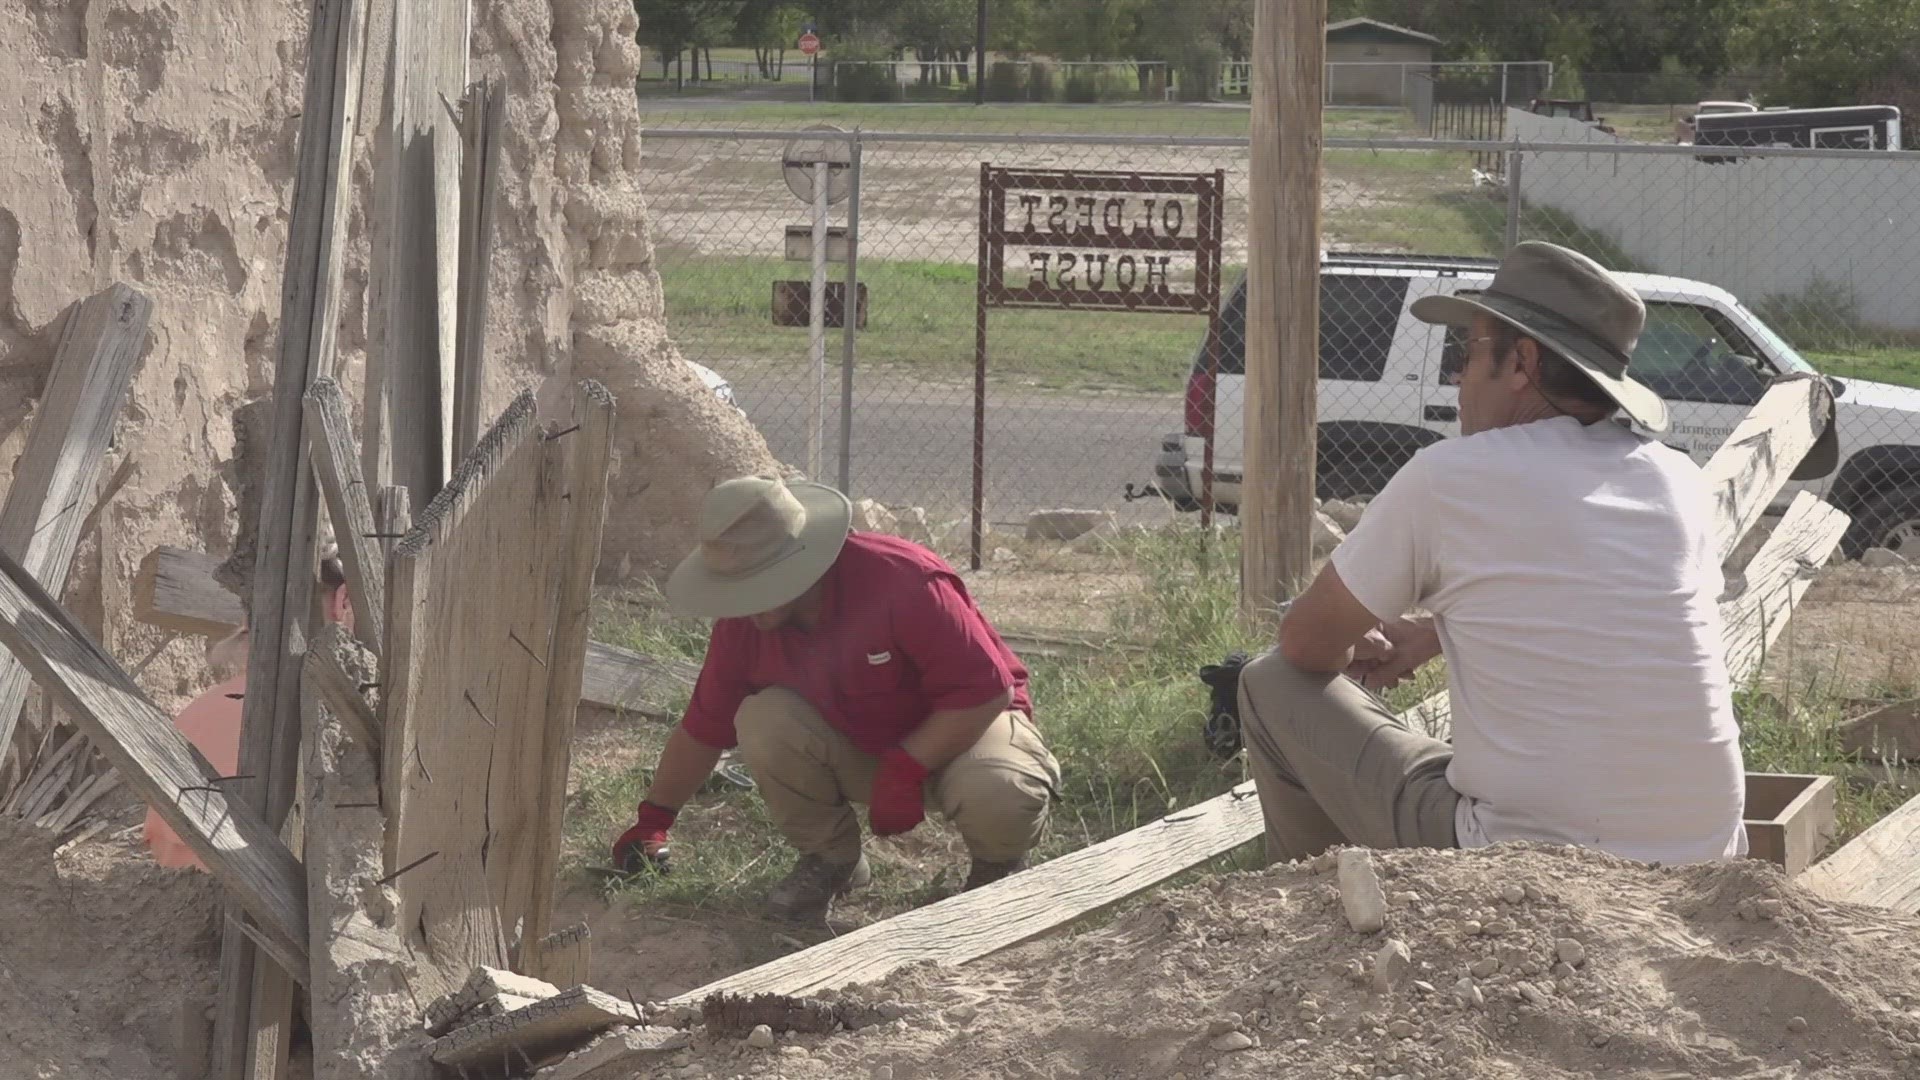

left=1845, top=484, right=1920, bottom=559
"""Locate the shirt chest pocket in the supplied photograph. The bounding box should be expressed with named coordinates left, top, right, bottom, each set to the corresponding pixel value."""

left=845, top=647, right=911, bottom=693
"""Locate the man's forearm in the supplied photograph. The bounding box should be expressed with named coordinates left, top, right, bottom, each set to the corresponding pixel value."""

left=900, top=690, right=1013, bottom=769
left=645, top=725, right=725, bottom=809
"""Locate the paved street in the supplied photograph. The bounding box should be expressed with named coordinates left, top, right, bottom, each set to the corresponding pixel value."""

left=727, top=367, right=1190, bottom=527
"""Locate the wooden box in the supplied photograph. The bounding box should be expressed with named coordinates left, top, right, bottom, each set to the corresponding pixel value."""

left=1744, top=772, right=1838, bottom=877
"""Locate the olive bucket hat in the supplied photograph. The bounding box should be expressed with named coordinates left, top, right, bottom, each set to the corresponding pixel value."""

left=1409, top=240, right=1669, bottom=432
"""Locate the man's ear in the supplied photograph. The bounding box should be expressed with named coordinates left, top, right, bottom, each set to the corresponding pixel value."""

left=1510, top=336, right=1543, bottom=390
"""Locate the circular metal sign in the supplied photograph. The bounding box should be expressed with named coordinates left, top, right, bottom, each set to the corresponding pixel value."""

left=783, top=124, right=852, bottom=206
left=798, top=32, right=820, bottom=56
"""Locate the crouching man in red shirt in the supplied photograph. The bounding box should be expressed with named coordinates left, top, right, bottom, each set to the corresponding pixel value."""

left=611, top=476, right=1062, bottom=924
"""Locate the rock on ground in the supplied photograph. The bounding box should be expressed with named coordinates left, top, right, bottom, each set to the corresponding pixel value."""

left=1861, top=547, right=1909, bottom=569
left=1026, top=509, right=1116, bottom=542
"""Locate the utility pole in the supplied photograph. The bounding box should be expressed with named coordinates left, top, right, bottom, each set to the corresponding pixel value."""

left=1243, top=0, right=1324, bottom=617
left=974, top=0, right=987, bottom=105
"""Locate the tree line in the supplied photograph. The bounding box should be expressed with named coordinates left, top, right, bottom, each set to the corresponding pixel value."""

left=635, top=0, right=1920, bottom=109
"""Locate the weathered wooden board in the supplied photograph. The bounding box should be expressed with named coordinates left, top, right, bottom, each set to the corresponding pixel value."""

left=380, top=0, right=467, bottom=504
left=1720, top=491, right=1850, bottom=683
left=1801, top=792, right=1920, bottom=914
left=672, top=778, right=1266, bottom=1003
left=134, top=547, right=245, bottom=636
left=452, top=75, right=505, bottom=463
left=222, top=0, right=368, bottom=1071
left=0, top=548, right=307, bottom=969
left=0, top=284, right=150, bottom=763
left=1702, top=375, right=1831, bottom=564
left=382, top=385, right=609, bottom=995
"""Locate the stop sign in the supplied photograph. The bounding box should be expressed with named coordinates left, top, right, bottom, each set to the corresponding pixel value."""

left=798, top=31, right=820, bottom=55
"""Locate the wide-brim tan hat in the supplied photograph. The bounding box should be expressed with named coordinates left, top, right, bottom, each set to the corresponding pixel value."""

left=665, top=476, right=853, bottom=619
left=1409, top=241, right=1670, bottom=433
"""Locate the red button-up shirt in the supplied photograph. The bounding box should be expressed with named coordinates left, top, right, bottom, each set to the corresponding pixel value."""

left=680, top=532, right=1032, bottom=754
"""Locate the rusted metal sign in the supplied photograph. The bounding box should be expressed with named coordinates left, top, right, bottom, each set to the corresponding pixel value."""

left=971, top=166, right=1228, bottom=568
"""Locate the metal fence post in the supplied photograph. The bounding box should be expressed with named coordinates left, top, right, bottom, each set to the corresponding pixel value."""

left=838, top=132, right=862, bottom=496
left=1504, top=148, right=1524, bottom=252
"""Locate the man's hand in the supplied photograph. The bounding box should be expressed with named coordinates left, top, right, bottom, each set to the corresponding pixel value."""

left=612, top=800, right=677, bottom=874
left=1350, top=617, right=1440, bottom=692
left=869, top=748, right=930, bottom=836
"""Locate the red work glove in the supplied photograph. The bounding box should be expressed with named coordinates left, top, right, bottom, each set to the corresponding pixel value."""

left=612, top=800, right=677, bottom=874
left=869, top=748, right=930, bottom=836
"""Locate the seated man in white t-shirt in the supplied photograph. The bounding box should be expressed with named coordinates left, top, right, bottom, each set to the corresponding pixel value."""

left=1237, top=241, right=1748, bottom=867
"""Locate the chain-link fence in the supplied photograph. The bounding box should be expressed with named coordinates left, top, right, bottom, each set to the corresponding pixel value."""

left=637, top=110, right=1920, bottom=637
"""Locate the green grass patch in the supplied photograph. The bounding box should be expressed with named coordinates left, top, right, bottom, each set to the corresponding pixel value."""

left=1806, top=348, right=1920, bottom=390
left=1735, top=679, right=1916, bottom=848
left=658, top=255, right=1210, bottom=392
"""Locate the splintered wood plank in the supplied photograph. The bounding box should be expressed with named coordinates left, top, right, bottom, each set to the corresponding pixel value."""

left=430, top=986, right=640, bottom=1073
left=1800, top=792, right=1920, bottom=913
left=674, top=780, right=1267, bottom=1003
left=1720, top=492, right=1849, bottom=683
left=0, top=547, right=306, bottom=968
left=134, top=546, right=243, bottom=636
left=1702, top=376, right=1831, bottom=564
left=304, top=377, right=385, bottom=656
left=525, top=924, right=591, bottom=989
left=383, top=388, right=616, bottom=995
left=452, top=75, right=506, bottom=463
left=0, top=284, right=151, bottom=763
left=524, top=384, right=615, bottom=947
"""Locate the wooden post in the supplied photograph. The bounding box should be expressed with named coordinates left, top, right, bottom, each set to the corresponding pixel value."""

left=0, top=284, right=150, bottom=788
left=1242, top=0, right=1325, bottom=617
left=217, top=0, right=367, bottom=1074
left=304, top=377, right=386, bottom=657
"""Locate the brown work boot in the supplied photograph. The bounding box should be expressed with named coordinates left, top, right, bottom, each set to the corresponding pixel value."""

left=767, top=852, right=871, bottom=924
left=962, top=855, right=1027, bottom=891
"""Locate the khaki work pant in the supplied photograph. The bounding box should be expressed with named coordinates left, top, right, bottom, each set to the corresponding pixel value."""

left=1236, top=650, right=1460, bottom=863
left=733, top=688, right=1063, bottom=864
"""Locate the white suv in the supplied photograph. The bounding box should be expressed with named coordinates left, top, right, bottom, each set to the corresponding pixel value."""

left=1152, top=253, right=1920, bottom=557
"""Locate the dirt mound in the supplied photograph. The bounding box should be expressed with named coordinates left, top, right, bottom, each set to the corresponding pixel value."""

left=0, top=815, right=221, bottom=1079
left=659, top=844, right=1920, bottom=1079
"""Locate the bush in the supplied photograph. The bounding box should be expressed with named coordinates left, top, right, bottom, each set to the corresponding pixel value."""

left=832, top=40, right=903, bottom=102
left=1027, top=60, right=1057, bottom=102
left=985, top=60, right=1027, bottom=103
left=1064, top=69, right=1103, bottom=104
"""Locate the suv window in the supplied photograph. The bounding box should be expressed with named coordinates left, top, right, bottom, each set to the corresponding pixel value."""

left=1205, top=274, right=1409, bottom=380
left=1438, top=297, right=1770, bottom=406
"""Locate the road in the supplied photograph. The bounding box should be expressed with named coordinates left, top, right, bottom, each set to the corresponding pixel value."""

left=727, top=367, right=1188, bottom=527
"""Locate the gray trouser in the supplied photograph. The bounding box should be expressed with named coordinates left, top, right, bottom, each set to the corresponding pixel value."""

left=1236, top=650, right=1461, bottom=863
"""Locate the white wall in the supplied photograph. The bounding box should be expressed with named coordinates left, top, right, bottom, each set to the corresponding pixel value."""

left=1508, top=108, right=1920, bottom=330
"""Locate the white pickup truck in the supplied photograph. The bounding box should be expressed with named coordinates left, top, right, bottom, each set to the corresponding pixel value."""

left=1153, top=253, right=1920, bottom=557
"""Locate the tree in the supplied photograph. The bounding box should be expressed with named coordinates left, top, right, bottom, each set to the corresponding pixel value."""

left=635, top=0, right=696, bottom=79
left=1035, top=0, right=1145, bottom=62
left=893, top=0, right=976, bottom=86
left=1733, top=0, right=1920, bottom=107
left=737, top=0, right=808, bottom=79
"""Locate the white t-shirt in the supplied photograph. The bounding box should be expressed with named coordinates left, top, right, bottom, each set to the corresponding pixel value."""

left=1331, top=415, right=1748, bottom=865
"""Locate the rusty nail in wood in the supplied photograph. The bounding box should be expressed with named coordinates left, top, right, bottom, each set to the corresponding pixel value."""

left=464, top=690, right=495, bottom=728
left=364, top=532, right=407, bottom=539
left=376, top=849, right=439, bottom=886
left=359, top=682, right=381, bottom=691
left=508, top=629, right=544, bottom=665
left=224, top=693, right=244, bottom=700
left=412, top=742, right=432, bottom=783
left=542, top=423, right=581, bottom=442
left=333, top=801, right=379, bottom=809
